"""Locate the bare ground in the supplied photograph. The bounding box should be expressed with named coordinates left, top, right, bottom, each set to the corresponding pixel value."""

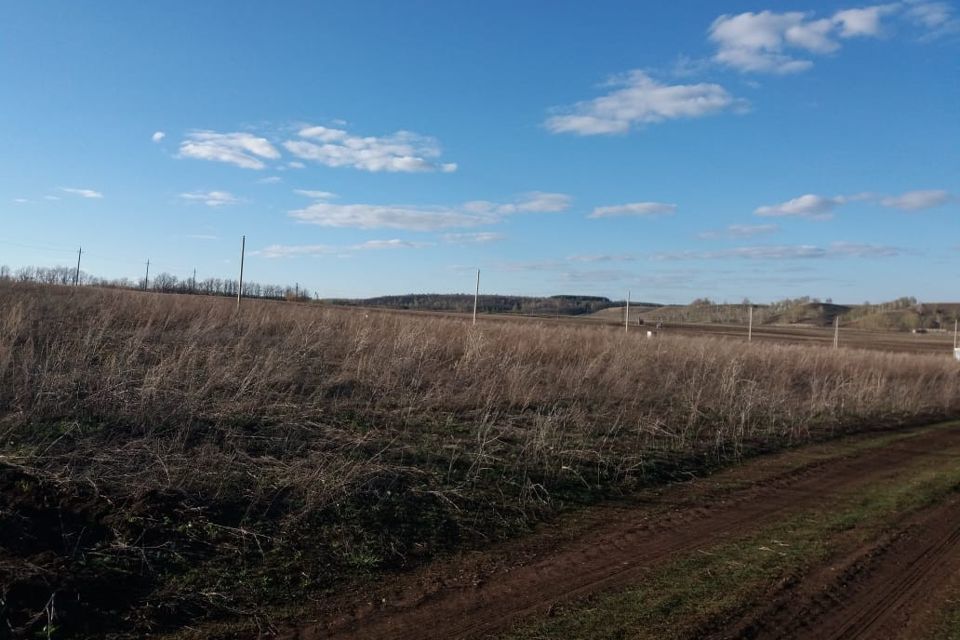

left=275, top=423, right=960, bottom=640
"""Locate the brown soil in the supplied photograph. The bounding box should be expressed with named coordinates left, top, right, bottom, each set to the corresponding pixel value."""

left=276, top=424, right=960, bottom=640
left=714, top=480, right=960, bottom=639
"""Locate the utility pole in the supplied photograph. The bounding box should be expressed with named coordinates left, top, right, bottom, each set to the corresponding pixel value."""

left=625, top=290, right=631, bottom=333
left=748, top=305, right=753, bottom=342
left=833, top=315, right=840, bottom=349
left=954, top=318, right=958, bottom=350
left=144, top=259, right=150, bottom=290
left=192, top=268, right=197, bottom=294
left=74, top=246, right=82, bottom=286
left=237, top=235, right=246, bottom=312
left=295, top=282, right=299, bottom=300
left=472, top=269, right=480, bottom=325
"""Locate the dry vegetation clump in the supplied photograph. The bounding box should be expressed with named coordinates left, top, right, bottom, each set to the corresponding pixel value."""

left=1, top=282, right=959, bottom=637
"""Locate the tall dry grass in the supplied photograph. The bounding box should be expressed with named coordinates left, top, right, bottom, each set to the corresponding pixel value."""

left=1, top=281, right=959, bottom=636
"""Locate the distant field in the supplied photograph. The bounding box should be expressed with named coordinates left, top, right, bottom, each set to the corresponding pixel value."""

left=345, top=304, right=957, bottom=356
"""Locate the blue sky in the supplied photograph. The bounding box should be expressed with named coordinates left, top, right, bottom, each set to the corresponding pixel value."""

left=1, top=1, right=957, bottom=303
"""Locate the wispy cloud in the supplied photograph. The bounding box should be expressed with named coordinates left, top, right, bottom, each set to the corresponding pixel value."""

left=754, top=194, right=846, bottom=219
left=756, top=189, right=951, bottom=218
left=12, top=198, right=29, bottom=204
left=654, top=242, right=904, bottom=261
left=255, top=238, right=432, bottom=258
left=151, top=131, right=166, bottom=143
left=588, top=201, right=677, bottom=218
left=255, top=244, right=337, bottom=258
left=289, top=192, right=570, bottom=231
left=879, top=189, right=951, bottom=210
left=60, top=187, right=103, bottom=199
left=179, top=190, right=241, bottom=207
left=699, top=223, right=780, bottom=239
left=283, top=124, right=457, bottom=173
left=178, top=131, right=280, bottom=170
left=293, top=189, right=337, bottom=199
left=257, top=176, right=282, bottom=184
left=354, top=239, right=434, bottom=250
left=709, top=3, right=953, bottom=74
left=545, top=70, right=745, bottom=135
left=441, top=232, right=505, bottom=244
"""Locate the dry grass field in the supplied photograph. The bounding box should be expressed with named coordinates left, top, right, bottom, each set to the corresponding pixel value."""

left=2, top=282, right=960, bottom=638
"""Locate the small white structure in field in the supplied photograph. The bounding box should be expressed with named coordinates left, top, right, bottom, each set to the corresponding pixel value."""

left=646, top=330, right=654, bottom=338
left=954, top=348, right=960, bottom=362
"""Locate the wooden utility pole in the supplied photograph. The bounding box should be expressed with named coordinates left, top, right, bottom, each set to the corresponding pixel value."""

left=472, top=269, right=480, bottom=325
left=74, top=246, right=82, bottom=286
left=748, top=305, right=753, bottom=342
left=192, top=268, right=197, bottom=293
left=237, top=235, right=246, bottom=312
left=625, top=290, right=631, bottom=333
left=144, top=259, right=150, bottom=290
left=834, top=315, right=840, bottom=349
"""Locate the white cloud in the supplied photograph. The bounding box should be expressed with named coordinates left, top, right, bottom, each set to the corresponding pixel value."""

left=151, top=131, right=166, bottom=143
left=709, top=4, right=952, bottom=73
left=293, top=189, right=337, bottom=199
left=754, top=194, right=845, bottom=219
left=290, top=203, right=481, bottom=231
left=179, top=190, right=241, bottom=207
left=589, top=201, right=677, bottom=218
left=655, top=242, right=903, bottom=261
left=284, top=125, right=457, bottom=173
left=257, top=176, right=282, bottom=184
left=60, top=187, right=103, bottom=199
left=545, top=70, right=744, bottom=135
left=288, top=161, right=306, bottom=169
left=12, top=198, right=29, bottom=204
left=756, top=189, right=950, bottom=218
left=354, top=239, right=433, bottom=250
left=879, top=189, right=951, bottom=210
left=43, top=195, right=60, bottom=201
left=289, top=192, right=571, bottom=231
left=834, top=5, right=897, bottom=36
left=709, top=6, right=902, bottom=74
left=903, top=0, right=959, bottom=34
left=442, top=232, right=505, bottom=244
left=254, top=239, right=431, bottom=258
left=698, top=223, right=780, bottom=239
left=178, top=131, right=280, bottom=170
left=255, top=244, right=337, bottom=258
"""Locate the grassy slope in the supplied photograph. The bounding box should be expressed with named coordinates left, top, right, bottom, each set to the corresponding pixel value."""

left=3, top=283, right=960, bottom=638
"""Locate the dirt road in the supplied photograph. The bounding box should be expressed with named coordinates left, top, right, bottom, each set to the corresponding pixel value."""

left=277, top=423, right=960, bottom=640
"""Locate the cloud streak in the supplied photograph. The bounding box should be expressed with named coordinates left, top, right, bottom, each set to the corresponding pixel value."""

left=60, top=187, right=103, bottom=199
left=589, top=201, right=677, bottom=218
left=179, top=131, right=281, bottom=170
left=546, top=70, right=745, bottom=135
left=284, top=125, right=457, bottom=173
left=289, top=192, right=571, bottom=231
left=179, top=190, right=241, bottom=207
left=755, top=189, right=952, bottom=218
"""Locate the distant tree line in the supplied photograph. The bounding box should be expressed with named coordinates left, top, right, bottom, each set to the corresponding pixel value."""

left=325, top=293, right=630, bottom=316
left=0, top=264, right=312, bottom=301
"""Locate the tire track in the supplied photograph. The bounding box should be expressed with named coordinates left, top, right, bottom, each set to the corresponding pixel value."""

left=278, top=424, right=960, bottom=640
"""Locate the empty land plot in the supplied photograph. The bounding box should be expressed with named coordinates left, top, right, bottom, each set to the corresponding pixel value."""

left=2, top=282, right=960, bottom=638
